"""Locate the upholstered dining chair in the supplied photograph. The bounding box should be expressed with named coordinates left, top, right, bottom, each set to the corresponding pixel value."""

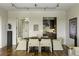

left=40, top=39, right=52, bottom=53
left=28, top=39, right=39, bottom=52
left=16, top=39, right=27, bottom=50
left=72, top=47, right=79, bottom=56
left=53, top=40, right=63, bottom=50
left=57, top=37, right=64, bottom=44
left=17, top=37, right=22, bottom=44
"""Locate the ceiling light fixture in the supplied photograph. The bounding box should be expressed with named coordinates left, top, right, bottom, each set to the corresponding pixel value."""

left=56, top=3, right=59, bottom=7
left=11, top=3, right=59, bottom=9
left=44, top=8, right=46, bottom=11
left=11, top=3, right=17, bottom=8
left=34, top=3, right=37, bottom=7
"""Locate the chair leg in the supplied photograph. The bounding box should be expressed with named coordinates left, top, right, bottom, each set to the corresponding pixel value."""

left=28, top=46, right=29, bottom=53
left=50, top=47, right=52, bottom=53
left=39, top=46, right=41, bottom=53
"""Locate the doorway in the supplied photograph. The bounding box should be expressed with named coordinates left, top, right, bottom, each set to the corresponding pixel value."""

left=16, top=18, right=29, bottom=45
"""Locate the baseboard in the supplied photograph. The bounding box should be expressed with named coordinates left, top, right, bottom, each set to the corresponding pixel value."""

left=0, top=45, right=7, bottom=49
left=13, top=43, right=16, bottom=45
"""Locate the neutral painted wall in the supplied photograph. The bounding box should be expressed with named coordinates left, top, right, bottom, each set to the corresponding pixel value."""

left=8, top=10, right=66, bottom=45
left=0, top=9, right=8, bottom=48
left=0, top=6, right=79, bottom=48
left=66, top=6, right=79, bottom=46
left=0, top=16, right=2, bottom=48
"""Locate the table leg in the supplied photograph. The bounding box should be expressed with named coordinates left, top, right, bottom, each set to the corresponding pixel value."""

left=39, top=46, right=41, bottom=53
left=68, top=48, right=73, bottom=56
left=50, top=47, right=52, bottom=53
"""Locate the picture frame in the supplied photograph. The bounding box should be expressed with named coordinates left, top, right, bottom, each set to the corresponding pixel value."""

left=34, top=24, right=39, bottom=31
left=69, top=17, right=77, bottom=39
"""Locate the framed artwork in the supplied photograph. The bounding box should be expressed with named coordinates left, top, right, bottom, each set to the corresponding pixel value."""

left=43, top=17, right=57, bottom=39
left=69, top=17, right=77, bottom=39
left=69, top=17, right=77, bottom=46
left=34, top=24, right=39, bottom=31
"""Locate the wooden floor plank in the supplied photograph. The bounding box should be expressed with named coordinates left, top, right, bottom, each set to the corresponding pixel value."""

left=0, top=45, right=68, bottom=56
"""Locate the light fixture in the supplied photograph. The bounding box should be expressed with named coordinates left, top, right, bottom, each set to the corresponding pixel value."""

left=24, top=19, right=27, bottom=22
left=57, top=3, right=59, bottom=7
left=11, top=3, right=59, bottom=9
left=24, top=18, right=29, bottom=22
left=34, top=3, right=37, bottom=7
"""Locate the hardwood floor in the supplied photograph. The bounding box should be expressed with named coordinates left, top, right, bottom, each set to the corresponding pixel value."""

left=0, top=45, right=68, bottom=56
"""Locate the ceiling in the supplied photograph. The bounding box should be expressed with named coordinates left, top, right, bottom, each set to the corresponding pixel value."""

left=0, top=3, right=78, bottom=11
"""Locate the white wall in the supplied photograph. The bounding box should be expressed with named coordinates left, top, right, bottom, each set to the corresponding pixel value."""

left=8, top=10, right=66, bottom=45
left=1, top=6, right=79, bottom=48
left=0, top=16, right=2, bottom=48
left=0, top=9, right=8, bottom=48
left=66, top=6, right=79, bottom=46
